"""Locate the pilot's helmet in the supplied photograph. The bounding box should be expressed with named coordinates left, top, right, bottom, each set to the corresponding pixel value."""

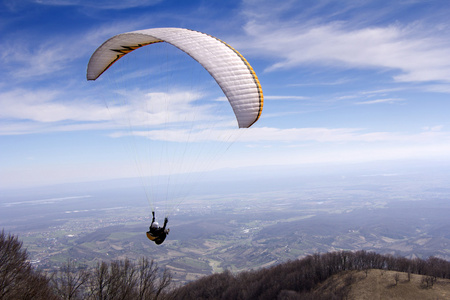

left=151, top=222, right=159, bottom=228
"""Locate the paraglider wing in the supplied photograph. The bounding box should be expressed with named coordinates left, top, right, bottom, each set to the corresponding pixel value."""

left=87, top=28, right=263, bottom=128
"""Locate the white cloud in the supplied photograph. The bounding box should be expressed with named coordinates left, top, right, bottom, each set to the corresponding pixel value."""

left=422, top=125, right=444, bottom=132
left=3, top=85, right=449, bottom=147
left=2, top=37, right=87, bottom=80
left=0, top=89, right=112, bottom=123
left=238, top=3, right=450, bottom=83
left=27, top=0, right=163, bottom=9
left=288, top=78, right=352, bottom=87
left=264, top=95, right=308, bottom=101
left=106, top=125, right=450, bottom=145
left=0, top=87, right=231, bottom=135
left=238, top=126, right=450, bottom=144
left=355, top=98, right=405, bottom=105
left=4, top=43, right=75, bottom=78
left=422, top=83, right=450, bottom=94
left=1, top=21, right=147, bottom=80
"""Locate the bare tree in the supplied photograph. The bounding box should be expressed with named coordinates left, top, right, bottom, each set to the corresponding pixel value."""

left=0, top=230, right=56, bottom=300
left=364, top=268, right=369, bottom=278
left=0, top=230, right=29, bottom=299
left=134, top=258, right=172, bottom=300
left=154, top=267, right=172, bottom=300
left=86, top=258, right=172, bottom=300
left=421, top=275, right=431, bottom=288
left=107, top=259, right=137, bottom=299
left=136, top=258, right=161, bottom=300
left=87, top=261, right=109, bottom=300
left=394, top=273, right=400, bottom=286
left=51, top=259, right=90, bottom=299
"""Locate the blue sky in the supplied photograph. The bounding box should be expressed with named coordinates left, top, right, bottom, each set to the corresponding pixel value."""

left=2, top=0, right=450, bottom=189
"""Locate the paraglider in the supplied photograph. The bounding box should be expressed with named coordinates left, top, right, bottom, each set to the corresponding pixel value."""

left=87, top=28, right=263, bottom=244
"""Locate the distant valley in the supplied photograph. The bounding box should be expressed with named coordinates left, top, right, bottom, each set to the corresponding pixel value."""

left=1, top=161, right=449, bottom=284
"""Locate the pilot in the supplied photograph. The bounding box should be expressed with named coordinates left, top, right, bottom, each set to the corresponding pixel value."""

left=146, top=211, right=169, bottom=245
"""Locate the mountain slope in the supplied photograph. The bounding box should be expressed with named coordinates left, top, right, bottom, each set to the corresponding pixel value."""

left=315, top=269, right=450, bottom=300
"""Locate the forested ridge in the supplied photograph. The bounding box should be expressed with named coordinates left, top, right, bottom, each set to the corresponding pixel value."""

left=2, top=230, right=450, bottom=299
left=173, top=250, right=450, bottom=299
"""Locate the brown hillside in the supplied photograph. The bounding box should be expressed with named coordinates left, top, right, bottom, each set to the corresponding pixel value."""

left=315, top=269, right=450, bottom=300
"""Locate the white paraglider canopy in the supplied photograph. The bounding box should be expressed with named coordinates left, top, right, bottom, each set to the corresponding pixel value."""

left=87, top=27, right=263, bottom=128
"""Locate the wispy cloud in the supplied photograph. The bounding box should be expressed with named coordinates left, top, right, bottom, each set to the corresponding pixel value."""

left=288, top=78, right=353, bottom=87
left=0, top=89, right=111, bottom=123
left=1, top=20, right=147, bottom=81
left=355, top=98, right=405, bottom=105
left=108, top=124, right=450, bottom=145
left=4, top=84, right=447, bottom=146
left=422, top=83, right=450, bottom=94
left=0, top=87, right=229, bottom=135
left=238, top=126, right=450, bottom=144
left=113, top=127, right=376, bottom=143
left=3, top=42, right=84, bottom=79
left=239, top=1, right=450, bottom=84
left=26, top=0, right=163, bottom=9
left=264, top=95, right=308, bottom=101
